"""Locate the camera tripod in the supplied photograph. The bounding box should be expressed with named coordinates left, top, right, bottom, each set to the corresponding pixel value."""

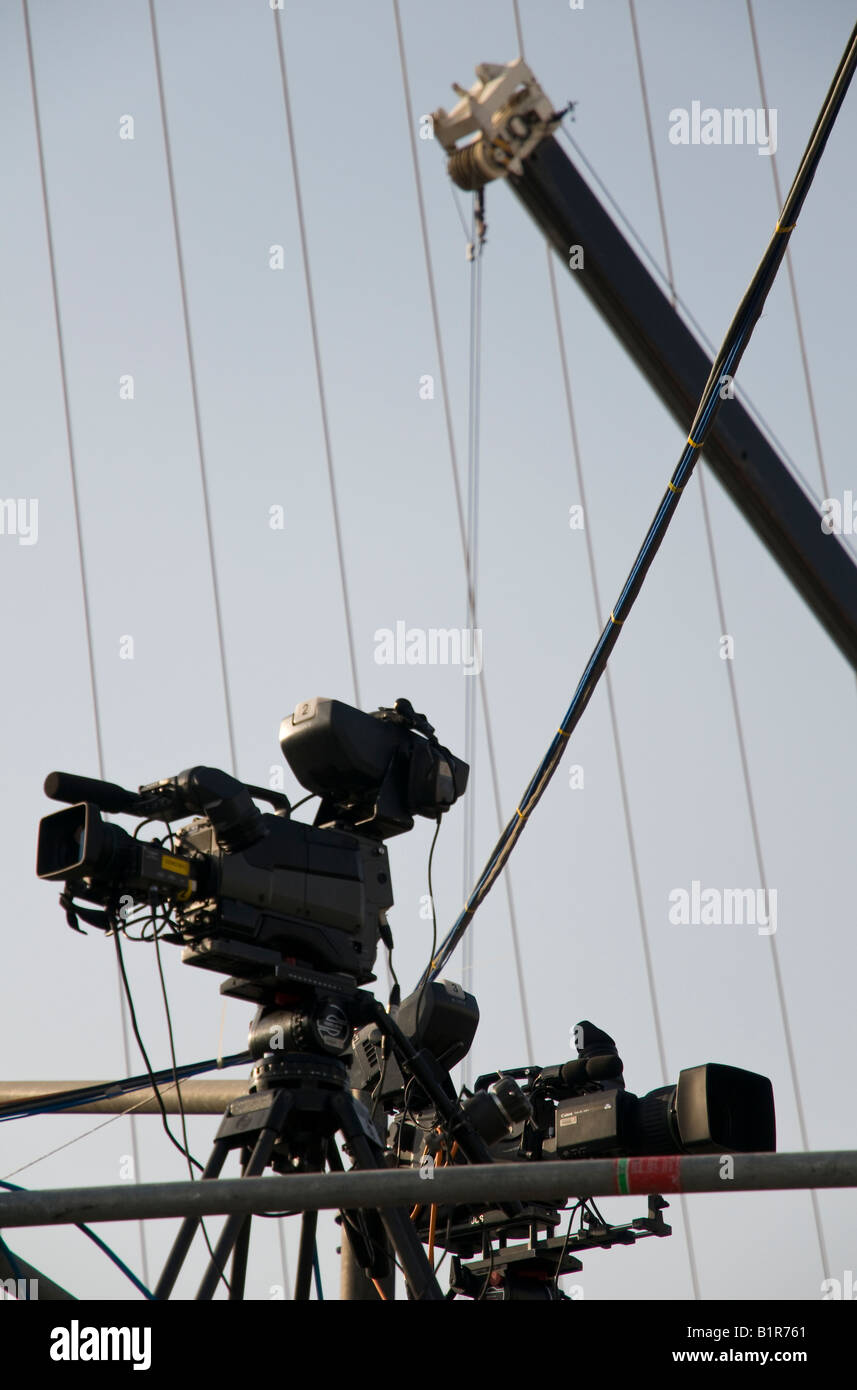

left=153, top=1053, right=441, bottom=1301
left=152, top=964, right=499, bottom=1302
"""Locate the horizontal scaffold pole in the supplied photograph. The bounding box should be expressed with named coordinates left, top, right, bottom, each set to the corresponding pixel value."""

left=0, top=1080, right=245, bottom=1116
left=0, top=1152, right=854, bottom=1229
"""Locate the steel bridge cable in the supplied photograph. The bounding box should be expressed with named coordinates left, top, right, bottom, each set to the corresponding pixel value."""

left=744, top=9, right=857, bottom=590
left=628, top=1, right=829, bottom=1279
left=461, top=199, right=484, bottom=1075
left=554, top=121, right=857, bottom=573
left=511, top=2, right=675, bottom=1096
left=272, top=9, right=361, bottom=709
left=626, top=0, right=721, bottom=1300
left=546, top=248, right=702, bottom=1300
left=21, top=0, right=149, bottom=1289
left=745, top=0, right=832, bottom=501
left=511, top=0, right=524, bottom=56
left=745, top=0, right=838, bottom=1266
left=424, top=18, right=857, bottom=982
left=271, top=8, right=365, bottom=1296
left=514, top=0, right=700, bottom=1298
left=627, top=1, right=676, bottom=297
left=392, top=0, right=534, bottom=1062
left=147, top=1, right=240, bottom=775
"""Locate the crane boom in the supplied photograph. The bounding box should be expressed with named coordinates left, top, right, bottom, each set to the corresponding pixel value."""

left=433, top=62, right=857, bottom=671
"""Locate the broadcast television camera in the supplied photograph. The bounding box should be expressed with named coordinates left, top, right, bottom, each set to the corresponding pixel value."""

left=37, top=696, right=467, bottom=989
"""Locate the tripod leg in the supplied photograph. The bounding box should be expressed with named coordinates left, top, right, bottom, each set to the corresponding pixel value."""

left=195, top=1125, right=279, bottom=1300
left=332, top=1093, right=443, bottom=1301
left=154, top=1140, right=230, bottom=1300
left=294, top=1210, right=318, bottom=1301
left=228, top=1215, right=252, bottom=1301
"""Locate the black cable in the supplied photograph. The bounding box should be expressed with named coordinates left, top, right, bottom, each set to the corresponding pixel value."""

left=0, top=1232, right=24, bottom=1284
left=387, top=814, right=444, bottom=1147
left=422, top=814, right=443, bottom=989
left=0, top=1179, right=153, bottom=1299
left=586, top=1197, right=610, bottom=1228
left=339, top=1208, right=407, bottom=1287
left=552, top=1200, right=582, bottom=1296
left=385, top=936, right=401, bottom=1005
left=152, top=914, right=197, bottom=1173
left=145, top=849, right=233, bottom=1293
left=150, top=909, right=231, bottom=1293
left=476, top=1242, right=496, bottom=1301
left=110, top=927, right=199, bottom=1171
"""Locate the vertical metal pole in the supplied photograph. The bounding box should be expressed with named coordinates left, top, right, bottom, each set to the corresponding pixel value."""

left=338, top=1091, right=396, bottom=1300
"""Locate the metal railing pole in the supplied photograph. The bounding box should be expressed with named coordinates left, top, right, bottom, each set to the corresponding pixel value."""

left=0, top=1152, right=854, bottom=1229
